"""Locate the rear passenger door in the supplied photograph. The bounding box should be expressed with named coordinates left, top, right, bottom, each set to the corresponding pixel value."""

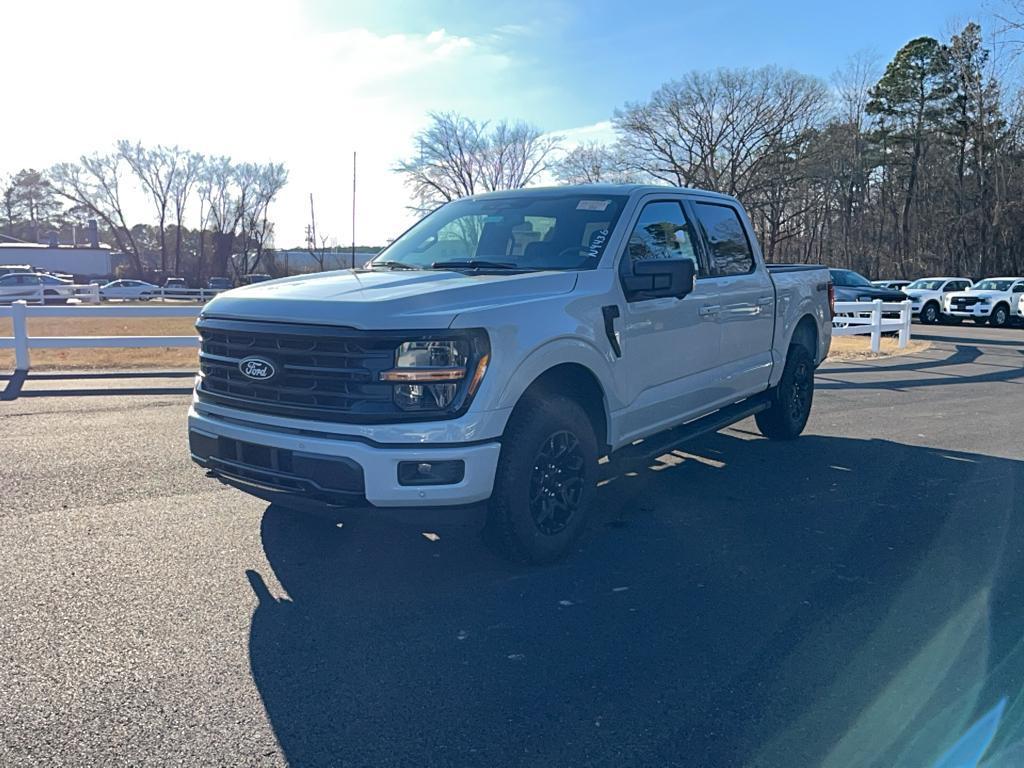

left=689, top=200, right=775, bottom=400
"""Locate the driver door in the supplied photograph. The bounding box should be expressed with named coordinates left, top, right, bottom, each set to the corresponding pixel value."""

left=615, top=198, right=723, bottom=443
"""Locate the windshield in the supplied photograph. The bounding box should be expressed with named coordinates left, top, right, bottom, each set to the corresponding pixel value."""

left=830, top=269, right=873, bottom=287
left=908, top=279, right=946, bottom=290
left=973, top=279, right=1014, bottom=291
left=371, top=194, right=629, bottom=271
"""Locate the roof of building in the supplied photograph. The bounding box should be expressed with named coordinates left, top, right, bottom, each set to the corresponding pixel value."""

left=0, top=243, right=111, bottom=251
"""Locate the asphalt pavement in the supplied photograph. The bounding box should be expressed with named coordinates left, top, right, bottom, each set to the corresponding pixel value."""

left=1, top=324, right=1023, bottom=767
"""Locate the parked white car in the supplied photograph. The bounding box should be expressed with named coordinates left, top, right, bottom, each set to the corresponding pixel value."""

left=100, top=279, right=158, bottom=301
left=942, top=277, right=1024, bottom=327
left=0, top=272, right=75, bottom=303
left=904, top=277, right=973, bottom=324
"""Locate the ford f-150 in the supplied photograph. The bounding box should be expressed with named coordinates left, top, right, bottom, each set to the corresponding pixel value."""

left=188, top=185, right=833, bottom=562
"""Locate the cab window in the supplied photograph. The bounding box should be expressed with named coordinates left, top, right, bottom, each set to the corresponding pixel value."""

left=618, top=201, right=699, bottom=283
left=693, top=203, right=755, bottom=277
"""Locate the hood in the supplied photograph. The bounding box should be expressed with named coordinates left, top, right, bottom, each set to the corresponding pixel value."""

left=200, top=268, right=579, bottom=329
left=834, top=285, right=908, bottom=301
left=946, top=289, right=1002, bottom=300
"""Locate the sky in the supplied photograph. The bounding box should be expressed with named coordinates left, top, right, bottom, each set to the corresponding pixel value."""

left=0, top=0, right=994, bottom=248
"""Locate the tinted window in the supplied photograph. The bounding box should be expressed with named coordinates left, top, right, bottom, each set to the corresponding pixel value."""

left=694, top=203, right=754, bottom=276
left=830, top=269, right=873, bottom=288
left=619, top=201, right=699, bottom=279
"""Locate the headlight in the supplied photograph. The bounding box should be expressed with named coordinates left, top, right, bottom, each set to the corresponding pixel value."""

left=380, top=331, right=489, bottom=412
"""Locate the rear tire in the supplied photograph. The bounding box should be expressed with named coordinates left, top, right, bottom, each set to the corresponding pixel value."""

left=485, top=393, right=598, bottom=564
left=755, top=344, right=814, bottom=441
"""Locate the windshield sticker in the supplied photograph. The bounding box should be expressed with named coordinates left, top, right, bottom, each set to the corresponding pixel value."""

left=577, top=199, right=611, bottom=211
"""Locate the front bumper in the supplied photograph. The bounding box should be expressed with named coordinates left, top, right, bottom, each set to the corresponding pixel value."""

left=188, top=405, right=502, bottom=508
left=944, top=304, right=991, bottom=318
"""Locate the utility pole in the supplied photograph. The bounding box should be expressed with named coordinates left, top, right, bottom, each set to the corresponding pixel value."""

left=351, top=151, right=357, bottom=269
left=309, top=193, right=317, bottom=252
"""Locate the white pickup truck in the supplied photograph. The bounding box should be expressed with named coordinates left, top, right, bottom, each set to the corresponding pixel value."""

left=188, top=185, right=833, bottom=562
left=942, top=277, right=1024, bottom=327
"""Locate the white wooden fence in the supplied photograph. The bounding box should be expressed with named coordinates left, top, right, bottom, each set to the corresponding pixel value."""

left=0, top=301, right=201, bottom=372
left=16, top=284, right=224, bottom=304
left=832, top=299, right=913, bottom=353
left=2, top=297, right=915, bottom=374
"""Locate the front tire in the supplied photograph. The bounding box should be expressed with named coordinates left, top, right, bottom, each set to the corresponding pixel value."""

left=921, top=302, right=940, bottom=324
left=755, top=344, right=814, bottom=440
left=486, top=393, right=598, bottom=564
left=990, top=305, right=1010, bottom=328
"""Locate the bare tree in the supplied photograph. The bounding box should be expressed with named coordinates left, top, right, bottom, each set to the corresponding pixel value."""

left=49, top=153, right=145, bottom=276
left=236, top=162, right=288, bottom=275
left=201, top=156, right=243, bottom=278
left=614, top=67, right=830, bottom=199
left=834, top=51, right=881, bottom=130
left=117, top=141, right=180, bottom=273
left=169, top=150, right=204, bottom=275
left=396, top=112, right=560, bottom=211
left=553, top=142, right=636, bottom=184
left=1, top=173, right=17, bottom=239
left=479, top=120, right=560, bottom=191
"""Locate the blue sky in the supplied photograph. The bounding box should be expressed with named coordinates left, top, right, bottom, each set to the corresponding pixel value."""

left=311, top=0, right=987, bottom=131
left=1, top=0, right=994, bottom=246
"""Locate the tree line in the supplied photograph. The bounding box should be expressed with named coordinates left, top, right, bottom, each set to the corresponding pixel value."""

left=4, top=19, right=1018, bottom=283
left=1, top=145, right=287, bottom=281
left=398, top=21, right=1023, bottom=280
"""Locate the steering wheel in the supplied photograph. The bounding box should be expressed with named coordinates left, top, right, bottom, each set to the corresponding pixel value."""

left=553, top=245, right=592, bottom=263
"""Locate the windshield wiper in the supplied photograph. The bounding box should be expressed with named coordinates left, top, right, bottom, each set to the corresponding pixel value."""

left=430, top=259, right=521, bottom=270
left=370, top=260, right=421, bottom=271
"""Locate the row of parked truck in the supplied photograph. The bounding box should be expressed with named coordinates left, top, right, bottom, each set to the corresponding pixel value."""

left=831, top=269, right=1024, bottom=327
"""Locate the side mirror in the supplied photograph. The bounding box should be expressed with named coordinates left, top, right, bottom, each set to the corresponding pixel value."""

left=624, top=258, right=696, bottom=301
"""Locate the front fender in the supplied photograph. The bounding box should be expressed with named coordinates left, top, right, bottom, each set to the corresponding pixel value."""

left=494, top=336, right=617, bottom=413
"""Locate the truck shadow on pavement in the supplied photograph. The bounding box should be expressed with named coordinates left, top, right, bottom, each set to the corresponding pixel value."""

left=247, top=432, right=1024, bottom=768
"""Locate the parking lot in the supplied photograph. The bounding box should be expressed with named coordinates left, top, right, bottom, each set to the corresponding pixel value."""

left=1, top=323, right=1023, bottom=767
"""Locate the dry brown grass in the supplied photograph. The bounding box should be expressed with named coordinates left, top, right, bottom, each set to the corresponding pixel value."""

left=0, top=316, right=199, bottom=371
left=827, top=335, right=930, bottom=362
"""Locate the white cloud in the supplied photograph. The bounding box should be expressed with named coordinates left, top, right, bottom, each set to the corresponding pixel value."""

left=0, top=1, right=515, bottom=246
left=554, top=120, right=619, bottom=148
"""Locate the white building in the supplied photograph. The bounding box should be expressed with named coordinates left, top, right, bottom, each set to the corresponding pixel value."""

left=0, top=243, right=114, bottom=278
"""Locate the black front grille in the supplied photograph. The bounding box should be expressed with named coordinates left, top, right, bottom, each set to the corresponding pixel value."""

left=197, top=317, right=403, bottom=422
left=953, top=297, right=979, bottom=308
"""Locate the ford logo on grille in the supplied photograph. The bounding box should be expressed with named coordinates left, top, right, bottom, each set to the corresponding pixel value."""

left=238, top=356, right=276, bottom=381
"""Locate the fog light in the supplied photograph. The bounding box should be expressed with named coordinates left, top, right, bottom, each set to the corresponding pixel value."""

left=398, top=460, right=465, bottom=486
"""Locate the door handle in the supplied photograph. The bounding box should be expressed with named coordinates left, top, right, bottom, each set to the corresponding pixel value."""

left=699, top=304, right=721, bottom=318
left=756, top=296, right=774, bottom=306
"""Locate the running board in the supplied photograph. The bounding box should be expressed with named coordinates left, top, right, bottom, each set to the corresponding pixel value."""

left=604, top=393, right=772, bottom=470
